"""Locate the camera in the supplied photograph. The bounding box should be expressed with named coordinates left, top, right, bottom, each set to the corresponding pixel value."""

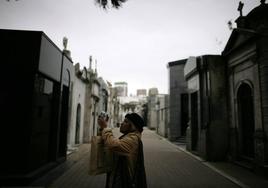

left=98, top=111, right=109, bottom=120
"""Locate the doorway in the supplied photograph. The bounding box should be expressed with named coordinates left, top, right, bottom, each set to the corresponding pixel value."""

left=237, top=83, right=255, bottom=159
left=181, top=93, right=189, bottom=136
left=75, top=104, right=81, bottom=144
left=191, top=92, right=198, bottom=151
left=59, top=85, right=70, bottom=158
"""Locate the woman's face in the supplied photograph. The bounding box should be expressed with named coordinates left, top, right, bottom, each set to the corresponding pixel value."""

left=120, top=118, right=133, bottom=134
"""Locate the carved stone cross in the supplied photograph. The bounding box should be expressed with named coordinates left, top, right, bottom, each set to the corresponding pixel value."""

left=237, top=1, right=244, bottom=16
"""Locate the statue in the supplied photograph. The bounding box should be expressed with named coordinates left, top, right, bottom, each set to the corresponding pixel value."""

left=63, top=37, right=68, bottom=50
left=237, top=1, right=244, bottom=17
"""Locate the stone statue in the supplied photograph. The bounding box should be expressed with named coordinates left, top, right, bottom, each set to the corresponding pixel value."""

left=63, top=37, right=68, bottom=50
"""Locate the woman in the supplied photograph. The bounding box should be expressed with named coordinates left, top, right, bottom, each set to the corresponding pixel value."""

left=98, top=113, right=147, bottom=188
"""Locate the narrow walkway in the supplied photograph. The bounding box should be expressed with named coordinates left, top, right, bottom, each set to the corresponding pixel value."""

left=30, top=128, right=268, bottom=188
left=142, top=129, right=239, bottom=188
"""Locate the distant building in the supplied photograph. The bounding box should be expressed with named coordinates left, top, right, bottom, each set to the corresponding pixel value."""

left=117, top=96, right=147, bottom=124
left=109, top=86, right=120, bottom=128
left=156, top=94, right=169, bottom=138
left=137, top=89, right=147, bottom=96
left=147, top=88, right=159, bottom=130
left=148, top=87, right=158, bottom=96
left=167, top=59, right=188, bottom=141
left=114, top=82, right=128, bottom=97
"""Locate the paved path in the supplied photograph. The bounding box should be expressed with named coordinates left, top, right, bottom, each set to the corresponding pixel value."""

left=142, top=129, right=239, bottom=188
left=39, top=128, right=242, bottom=188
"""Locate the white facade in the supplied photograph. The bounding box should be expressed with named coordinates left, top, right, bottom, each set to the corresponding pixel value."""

left=147, top=88, right=159, bottom=129
left=114, top=82, right=128, bottom=97
left=148, top=96, right=158, bottom=129
left=68, top=64, right=86, bottom=148
left=137, top=89, right=147, bottom=97
left=117, top=96, right=147, bottom=123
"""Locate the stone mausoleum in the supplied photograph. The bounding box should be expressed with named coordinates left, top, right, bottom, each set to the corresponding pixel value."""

left=0, top=29, right=74, bottom=185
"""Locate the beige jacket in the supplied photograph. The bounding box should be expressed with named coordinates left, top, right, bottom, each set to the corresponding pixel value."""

left=102, top=128, right=141, bottom=178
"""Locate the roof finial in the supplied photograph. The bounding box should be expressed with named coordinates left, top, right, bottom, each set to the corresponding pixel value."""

left=260, top=0, right=266, bottom=5
left=237, top=1, right=244, bottom=17
left=95, top=59, right=97, bottom=75
left=63, top=37, right=68, bottom=50
left=89, top=55, right=92, bottom=70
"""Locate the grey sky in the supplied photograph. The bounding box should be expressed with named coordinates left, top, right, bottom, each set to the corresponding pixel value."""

left=0, top=0, right=260, bottom=95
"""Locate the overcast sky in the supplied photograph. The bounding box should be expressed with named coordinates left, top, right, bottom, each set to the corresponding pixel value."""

left=0, top=0, right=260, bottom=95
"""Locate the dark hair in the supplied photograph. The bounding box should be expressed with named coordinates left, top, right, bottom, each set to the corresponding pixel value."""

left=125, top=113, right=145, bottom=132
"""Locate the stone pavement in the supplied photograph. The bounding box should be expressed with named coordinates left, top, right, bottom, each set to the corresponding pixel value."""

left=28, top=128, right=268, bottom=188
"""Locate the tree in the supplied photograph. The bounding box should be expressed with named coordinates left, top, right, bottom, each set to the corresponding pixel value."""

left=95, top=0, right=127, bottom=9
left=6, top=0, right=127, bottom=8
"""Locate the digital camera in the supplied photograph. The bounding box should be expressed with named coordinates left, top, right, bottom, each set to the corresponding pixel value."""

left=99, top=111, right=109, bottom=120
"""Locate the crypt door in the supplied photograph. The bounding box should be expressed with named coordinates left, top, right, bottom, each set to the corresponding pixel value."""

left=237, top=83, right=255, bottom=159
left=191, top=92, right=198, bottom=151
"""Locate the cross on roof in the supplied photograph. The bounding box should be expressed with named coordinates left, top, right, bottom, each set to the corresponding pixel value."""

left=261, top=0, right=266, bottom=4
left=237, top=1, right=244, bottom=16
